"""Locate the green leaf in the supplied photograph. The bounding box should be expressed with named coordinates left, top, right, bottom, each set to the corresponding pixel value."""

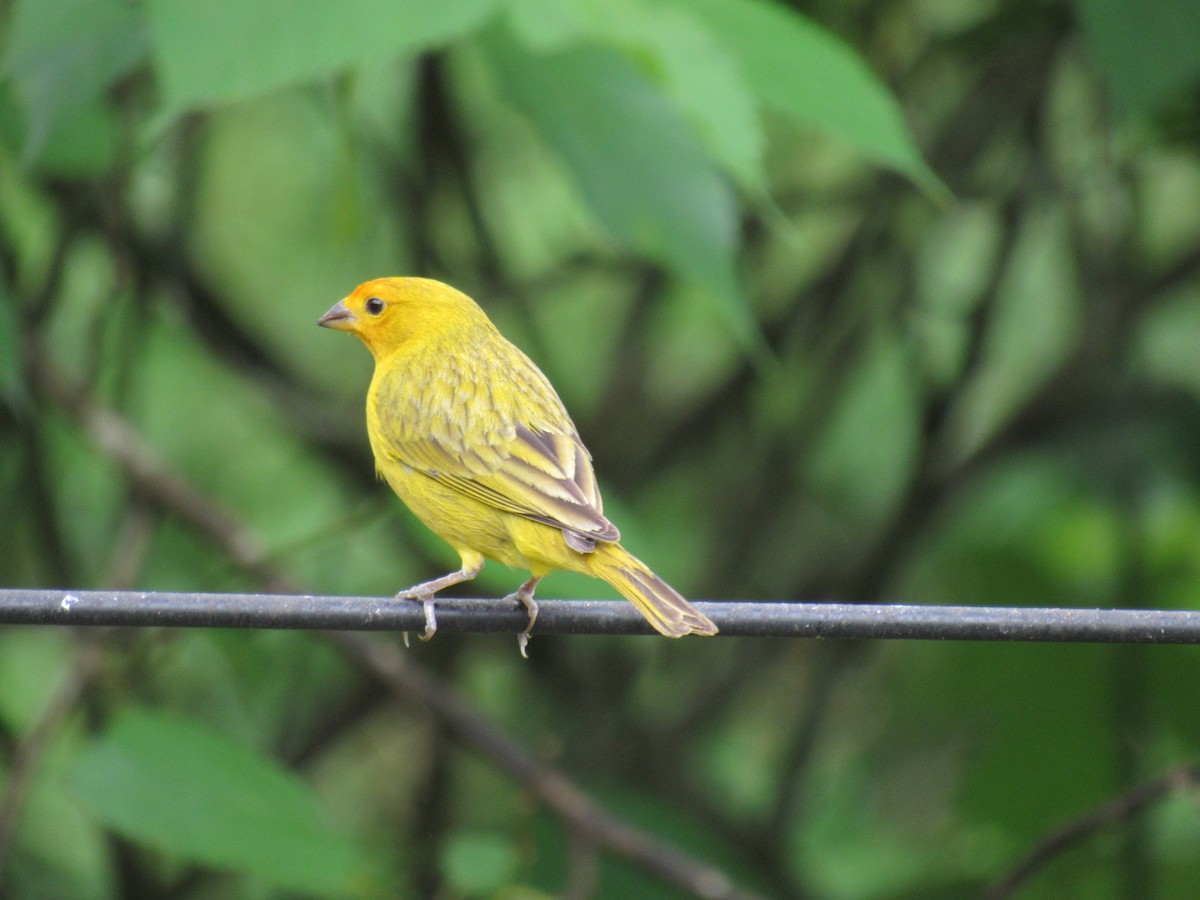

left=12, top=778, right=118, bottom=900
left=1133, top=284, right=1200, bottom=398
left=441, top=830, right=520, bottom=894
left=940, top=203, right=1081, bottom=466
left=148, top=0, right=499, bottom=117
left=0, top=631, right=75, bottom=734
left=678, top=0, right=945, bottom=197
left=1, top=0, right=147, bottom=166
left=1076, top=0, right=1200, bottom=117
left=71, top=709, right=362, bottom=895
left=25, top=100, right=119, bottom=176
left=0, top=276, right=25, bottom=411
left=502, top=0, right=765, bottom=189
left=808, top=329, right=921, bottom=523
left=484, top=29, right=760, bottom=350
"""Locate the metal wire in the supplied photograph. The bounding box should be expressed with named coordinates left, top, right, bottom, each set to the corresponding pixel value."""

left=2, top=589, right=1199, bottom=643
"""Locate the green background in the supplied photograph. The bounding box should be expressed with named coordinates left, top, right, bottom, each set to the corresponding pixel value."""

left=3, top=0, right=1200, bottom=896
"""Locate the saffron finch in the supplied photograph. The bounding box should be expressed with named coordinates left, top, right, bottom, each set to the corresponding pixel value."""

left=318, top=277, right=718, bottom=655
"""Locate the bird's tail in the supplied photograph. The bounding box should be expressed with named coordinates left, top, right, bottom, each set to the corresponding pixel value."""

left=586, top=543, right=718, bottom=637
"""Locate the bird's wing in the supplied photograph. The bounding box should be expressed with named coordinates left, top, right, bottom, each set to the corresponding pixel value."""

left=370, top=329, right=621, bottom=550
left=379, top=424, right=620, bottom=551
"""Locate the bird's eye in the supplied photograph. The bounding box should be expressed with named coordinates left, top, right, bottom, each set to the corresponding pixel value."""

left=365, top=297, right=385, bottom=315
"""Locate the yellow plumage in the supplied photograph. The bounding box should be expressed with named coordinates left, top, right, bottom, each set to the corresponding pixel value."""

left=319, top=277, right=717, bottom=654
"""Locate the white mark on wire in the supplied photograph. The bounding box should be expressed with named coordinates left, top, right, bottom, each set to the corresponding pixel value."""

left=61, top=594, right=78, bottom=611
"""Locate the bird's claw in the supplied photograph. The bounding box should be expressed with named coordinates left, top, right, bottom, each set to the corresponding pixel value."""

left=395, top=589, right=438, bottom=644
left=507, top=587, right=539, bottom=659
left=420, top=594, right=438, bottom=641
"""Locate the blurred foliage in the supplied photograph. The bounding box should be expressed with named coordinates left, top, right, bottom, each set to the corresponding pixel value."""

left=2, top=0, right=1200, bottom=897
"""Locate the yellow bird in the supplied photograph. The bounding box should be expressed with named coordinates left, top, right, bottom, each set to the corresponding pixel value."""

left=318, top=277, right=718, bottom=655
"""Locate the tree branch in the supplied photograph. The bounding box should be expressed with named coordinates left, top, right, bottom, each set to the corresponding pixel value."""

left=28, top=352, right=292, bottom=593
left=330, top=630, right=755, bottom=899
left=986, top=764, right=1200, bottom=899
left=0, top=640, right=103, bottom=878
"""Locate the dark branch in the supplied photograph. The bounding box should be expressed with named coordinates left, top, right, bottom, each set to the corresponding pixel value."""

left=0, top=639, right=103, bottom=877
left=986, top=764, right=1200, bottom=899
left=28, top=353, right=293, bottom=593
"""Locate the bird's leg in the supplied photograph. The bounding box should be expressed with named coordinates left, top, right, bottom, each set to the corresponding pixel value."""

left=395, top=553, right=483, bottom=642
left=503, top=576, right=542, bottom=659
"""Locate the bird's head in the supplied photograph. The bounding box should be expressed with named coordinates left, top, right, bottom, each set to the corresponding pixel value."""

left=318, top=277, right=489, bottom=358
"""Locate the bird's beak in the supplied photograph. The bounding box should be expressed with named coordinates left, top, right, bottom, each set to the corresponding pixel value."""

left=317, top=299, right=356, bottom=331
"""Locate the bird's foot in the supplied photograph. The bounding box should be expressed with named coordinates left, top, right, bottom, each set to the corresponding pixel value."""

left=395, top=589, right=438, bottom=642
left=516, top=620, right=535, bottom=658
left=420, top=594, right=437, bottom=641
left=392, top=558, right=484, bottom=647
left=504, top=577, right=542, bottom=659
